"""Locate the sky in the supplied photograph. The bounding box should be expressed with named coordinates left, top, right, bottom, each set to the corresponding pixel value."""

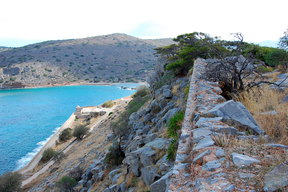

left=0, top=0, right=287, bottom=47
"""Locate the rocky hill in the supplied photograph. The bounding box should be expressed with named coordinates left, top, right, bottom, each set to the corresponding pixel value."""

left=0, top=34, right=173, bottom=89
left=19, top=58, right=288, bottom=192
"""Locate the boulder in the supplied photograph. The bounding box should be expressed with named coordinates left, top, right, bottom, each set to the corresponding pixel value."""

left=124, top=154, right=140, bottom=176
left=150, top=171, right=172, bottom=192
left=205, top=100, right=265, bottom=135
left=145, top=138, right=170, bottom=150
left=150, top=100, right=161, bottom=114
left=163, top=88, right=173, bottom=99
left=264, top=161, right=288, bottom=191
left=192, top=128, right=212, bottom=142
left=202, top=158, right=224, bottom=171
left=193, top=136, right=215, bottom=150
left=133, top=147, right=157, bottom=167
left=231, top=153, right=260, bottom=167
left=141, top=165, right=159, bottom=186
left=162, top=108, right=181, bottom=124
left=215, top=148, right=225, bottom=157
left=156, top=155, right=173, bottom=175
left=109, top=168, right=122, bottom=184
left=193, top=150, right=211, bottom=164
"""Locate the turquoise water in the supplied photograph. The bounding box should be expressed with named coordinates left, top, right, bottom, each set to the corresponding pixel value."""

left=0, top=84, right=137, bottom=175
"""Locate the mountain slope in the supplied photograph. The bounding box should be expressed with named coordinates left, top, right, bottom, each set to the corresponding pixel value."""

left=0, top=34, right=173, bottom=89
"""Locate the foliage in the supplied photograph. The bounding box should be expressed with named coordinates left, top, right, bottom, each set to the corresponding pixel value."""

left=41, top=148, right=57, bottom=163
left=263, top=48, right=288, bottom=67
left=242, top=44, right=288, bottom=68
left=59, top=128, right=73, bottom=142
left=167, top=139, right=178, bottom=161
left=102, top=100, right=115, bottom=108
left=56, top=176, right=77, bottom=192
left=166, top=111, right=185, bottom=161
left=111, top=92, right=150, bottom=138
left=256, top=65, right=274, bottom=73
left=0, top=172, right=22, bottom=192
left=73, top=124, right=89, bottom=140
left=156, top=32, right=229, bottom=75
left=104, top=142, right=125, bottom=166
left=133, top=85, right=150, bottom=98
left=167, top=112, right=185, bottom=138
left=279, top=29, right=288, bottom=50
left=153, top=72, right=174, bottom=90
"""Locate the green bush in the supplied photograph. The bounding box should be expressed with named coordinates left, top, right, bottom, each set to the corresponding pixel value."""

left=264, top=48, right=288, bottom=67
left=73, top=125, right=89, bottom=140
left=167, top=112, right=185, bottom=138
left=133, top=85, right=150, bottom=98
left=59, top=128, right=72, bottom=142
left=0, top=172, right=22, bottom=192
left=41, top=148, right=57, bottom=163
left=56, top=176, right=77, bottom=192
left=167, top=139, right=178, bottom=161
left=256, top=65, right=274, bottom=73
left=102, top=100, right=115, bottom=108
left=166, top=111, right=185, bottom=161
left=104, top=142, right=125, bottom=166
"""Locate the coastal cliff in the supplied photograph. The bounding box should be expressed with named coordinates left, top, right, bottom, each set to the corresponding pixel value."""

left=22, top=59, right=288, bottom=192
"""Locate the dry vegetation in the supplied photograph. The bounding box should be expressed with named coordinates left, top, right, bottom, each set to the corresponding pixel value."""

left=238, top=85, right=288, bottom=145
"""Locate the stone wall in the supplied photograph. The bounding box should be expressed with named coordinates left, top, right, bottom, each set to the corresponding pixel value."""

left=167, top=58, right=267, bottom=191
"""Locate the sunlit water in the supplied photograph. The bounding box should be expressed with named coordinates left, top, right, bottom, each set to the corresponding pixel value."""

left=0, top=84, right=137, bottom=175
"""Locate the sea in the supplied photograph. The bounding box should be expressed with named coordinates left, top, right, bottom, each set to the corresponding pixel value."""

left=0, top=84, right=138, bottom=175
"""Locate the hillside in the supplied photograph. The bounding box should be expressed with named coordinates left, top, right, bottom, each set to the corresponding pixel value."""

left=0, top=34, right=173, bottom=89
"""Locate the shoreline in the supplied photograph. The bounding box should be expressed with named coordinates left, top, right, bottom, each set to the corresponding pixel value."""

left=18, top=95, right=133, bottom=176
left=19, top=113, right=76, bottom=174
left=0, top=81, right=146, bottom=91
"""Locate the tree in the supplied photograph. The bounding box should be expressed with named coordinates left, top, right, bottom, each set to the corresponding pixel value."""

left=0, top=172, right=22, bottom=192
left=206, top=33, right=288, bottom=98
left=279, top=29, right=288, bottom=50
left=73, top=124, right=89, bottom=140
left=156, top=32, right=230, bottom=75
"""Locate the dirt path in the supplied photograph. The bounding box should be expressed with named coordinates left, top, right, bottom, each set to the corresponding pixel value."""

left=21, top=107, right=114, bottom=187
left=19, top=114, right=76, bottom=175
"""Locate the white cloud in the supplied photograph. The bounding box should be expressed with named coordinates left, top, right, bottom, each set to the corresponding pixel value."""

left=0, top=0, right=287, bottom=46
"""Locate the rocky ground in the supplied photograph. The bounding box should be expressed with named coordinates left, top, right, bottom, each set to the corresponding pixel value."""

left=21, top=58, right=288, bottom=192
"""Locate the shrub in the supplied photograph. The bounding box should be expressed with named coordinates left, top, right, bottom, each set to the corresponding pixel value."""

left=0, top=172, right=22, bottom=192
left=102, top=100, right=115, bottom=108
left=133, top=85, right=150, bottom=98
left=73, top=125, right=89, bottom=140
left=56, top=176, right=77, bottom=192
left=256, top=65, right=274, bottom=73
left=104, top=142, right=125, bottom=166
left=166, top=111, right=185, bottom=161
left=167, top=139, right=178, bottom=161
left=167, top=112, right=185, bottom=138
left=59, top=128, right=72, bottom=142
left=41, top=148, right=57, bottom=163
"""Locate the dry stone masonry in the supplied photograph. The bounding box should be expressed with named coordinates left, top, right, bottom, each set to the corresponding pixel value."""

left=167, top=58, right=287, bottom=191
